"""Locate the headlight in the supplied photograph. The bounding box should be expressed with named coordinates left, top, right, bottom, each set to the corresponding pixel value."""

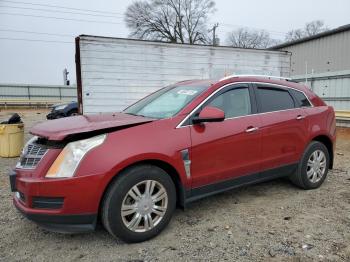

left=46, top=134, right=106, bottom=178
left=54, top=104, right=68, bottom=111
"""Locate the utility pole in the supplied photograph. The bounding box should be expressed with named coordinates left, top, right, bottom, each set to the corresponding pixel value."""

left=63, top=68, right=70, bottom=86
left=210, top=23, right=219, bottom=46
left=305, top=61, right=308, bottom=85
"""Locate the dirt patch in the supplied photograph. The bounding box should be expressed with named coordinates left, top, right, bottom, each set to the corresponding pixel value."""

left=0, top=110, right=349, bottom=261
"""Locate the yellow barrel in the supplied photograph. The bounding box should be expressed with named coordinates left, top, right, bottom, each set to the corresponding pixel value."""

left=0, top=123, right=24, bottom=157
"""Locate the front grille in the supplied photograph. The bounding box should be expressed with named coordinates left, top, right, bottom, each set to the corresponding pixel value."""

left=27, top=144, right=47, bottom=156
left=32, top=197, right=64, bottom=209
left=17, top=141, right=48, bottom=169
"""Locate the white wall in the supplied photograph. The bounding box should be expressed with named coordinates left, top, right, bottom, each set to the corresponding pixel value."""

left=78, top=36, right=291, bottom=114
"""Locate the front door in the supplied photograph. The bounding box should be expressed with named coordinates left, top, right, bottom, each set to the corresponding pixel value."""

left=189, top=84, right=262, bottom=188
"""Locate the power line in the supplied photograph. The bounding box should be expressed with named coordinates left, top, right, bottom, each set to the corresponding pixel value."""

left=219, top=23, right=287, bottom=37
left=0, top=1, right=289, bottom=39
left=0, top=28, right=74, bottom=37
left=1, top=5, right=124, bottom=19
left=220, top=23, right=286, bottom=34
left=1, top=0, right=124, bottom=16
left=0, top=37, right=73, bottom=44
left=0, top=4, right=287, bottom=38
left=0, top=27, right=286, bottom=45
left=0, top=12, right=125, bottom=25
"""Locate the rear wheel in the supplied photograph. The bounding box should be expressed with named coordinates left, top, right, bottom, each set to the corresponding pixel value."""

left=102, top=165, right=176, bottom=242
left=290, top=141, right=330, bottom=189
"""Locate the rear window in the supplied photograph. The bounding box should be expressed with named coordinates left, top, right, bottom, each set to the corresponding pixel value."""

left=257, top=87, right=295, bottom=113
left=289, top=89, right=312, bottom=107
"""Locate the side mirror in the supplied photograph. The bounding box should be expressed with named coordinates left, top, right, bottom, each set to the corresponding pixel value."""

left=192, top=106, right=225, bottom=124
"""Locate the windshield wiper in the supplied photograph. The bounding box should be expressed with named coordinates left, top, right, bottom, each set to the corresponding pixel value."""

left=124, top=112, right=146, bottom=117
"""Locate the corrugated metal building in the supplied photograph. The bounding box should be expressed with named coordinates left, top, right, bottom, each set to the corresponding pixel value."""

left=0, top=83, right=76, bottom=108
left=0, top=84, right=76, bottom=101
left=272, top=24, right=350, bottom=110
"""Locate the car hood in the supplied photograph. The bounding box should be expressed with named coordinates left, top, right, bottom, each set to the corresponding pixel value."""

left=31, top=112, right=155, bottom=141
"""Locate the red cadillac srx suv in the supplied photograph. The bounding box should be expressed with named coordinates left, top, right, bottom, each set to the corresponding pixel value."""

left=9, top=76, right=336, bottom=242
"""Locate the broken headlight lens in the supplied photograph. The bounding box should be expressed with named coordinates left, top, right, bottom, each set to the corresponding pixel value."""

left=46, top=134, right=106, bottom=178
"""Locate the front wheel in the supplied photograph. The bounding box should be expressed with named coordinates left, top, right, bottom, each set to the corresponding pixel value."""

left=67, top=109, right=78, bottom=117
left=102, top=165, right=176, bottom=242
left=290, top=141, right=330, bottom=189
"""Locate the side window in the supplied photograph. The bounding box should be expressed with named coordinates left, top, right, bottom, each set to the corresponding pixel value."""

left=289, top=89, right=312, bottom=107
left=257, top=86, right=295, bottom=113
left=208, top=88, right=251, bottom=118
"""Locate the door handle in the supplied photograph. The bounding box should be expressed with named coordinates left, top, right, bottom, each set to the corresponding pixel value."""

left=246, top=127, right=259, bottom=133
left=296, top=115, right=305, bottom=120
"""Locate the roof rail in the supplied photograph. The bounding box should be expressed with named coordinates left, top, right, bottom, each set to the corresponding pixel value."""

left=219, top=74, right=291, bottom=81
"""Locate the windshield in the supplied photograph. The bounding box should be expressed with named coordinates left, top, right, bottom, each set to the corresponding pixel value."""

left=124, top=84, right=209, bottom=119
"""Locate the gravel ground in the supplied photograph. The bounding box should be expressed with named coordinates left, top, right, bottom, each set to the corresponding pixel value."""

left=0, top=110, right=349, bottom=262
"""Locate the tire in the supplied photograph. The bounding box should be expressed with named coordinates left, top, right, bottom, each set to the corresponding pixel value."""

left=290, top=141, right=330, bottom=189
left=55, top=114, right=65, bottom=119
left=67, top=109, right=78, bottom=117
left=101, top=165, right=176, bottom=243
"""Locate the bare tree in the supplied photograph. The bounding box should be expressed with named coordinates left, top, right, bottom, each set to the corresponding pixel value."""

left=305, top=20, right=328, bottom=35
left=226, top=28, right=279, bottom=49
left=125, top=0, right=216, bottom=44
left=285, top=20, right=329, bottom=41
left=285, top=29, right=304, bottom=42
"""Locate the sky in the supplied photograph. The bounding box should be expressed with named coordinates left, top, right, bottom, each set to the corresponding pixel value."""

left=0, top=0, right=349, bottom=85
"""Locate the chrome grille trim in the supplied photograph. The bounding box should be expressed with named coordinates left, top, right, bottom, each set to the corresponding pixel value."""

left=17, top=141, right=48, bottom=169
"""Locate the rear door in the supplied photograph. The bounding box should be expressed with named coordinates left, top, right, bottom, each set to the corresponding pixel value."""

left=189, top=84, right=262, bottom=188
left=254, top=83, right=309, bottom=171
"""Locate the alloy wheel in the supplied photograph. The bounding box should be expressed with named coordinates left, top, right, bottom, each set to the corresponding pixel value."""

left=121, top=180, right=168, bottom=233
left=306, top=150, right=327, bottom=183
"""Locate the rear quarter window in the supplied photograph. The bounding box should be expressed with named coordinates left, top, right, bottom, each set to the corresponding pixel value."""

left=257, top=86, right=295, bottom=113
left=289, top=89, right=312, bottom=107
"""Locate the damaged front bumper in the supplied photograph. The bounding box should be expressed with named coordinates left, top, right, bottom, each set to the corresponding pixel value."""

left=9, top=169, right=99, bottom=233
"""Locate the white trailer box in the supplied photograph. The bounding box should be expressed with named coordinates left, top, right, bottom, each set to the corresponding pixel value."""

left=75, top=35, right=291, bottom=114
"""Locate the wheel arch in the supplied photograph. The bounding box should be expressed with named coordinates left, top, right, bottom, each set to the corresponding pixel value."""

left=98, top=159, right=187, bottom=219
left=66, top=108, right=78, bottom=116
left=310, top=135, right=334, bottom=169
